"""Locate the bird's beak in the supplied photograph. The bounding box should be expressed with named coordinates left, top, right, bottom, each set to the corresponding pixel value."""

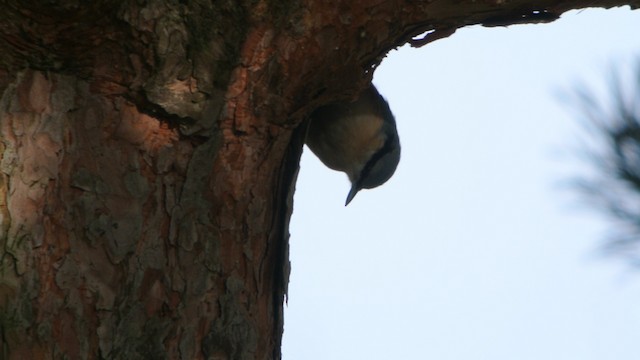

left=345, top=184, right=360, bottom=206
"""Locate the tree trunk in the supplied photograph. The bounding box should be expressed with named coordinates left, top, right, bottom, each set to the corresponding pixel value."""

left=0, top=1, right=637, bottom=359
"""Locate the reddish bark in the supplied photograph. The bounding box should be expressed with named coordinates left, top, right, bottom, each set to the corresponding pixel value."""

left=0, top=1, right=637, bottom=359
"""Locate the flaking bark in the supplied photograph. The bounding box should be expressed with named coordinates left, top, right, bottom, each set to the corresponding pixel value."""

left=0, top=1, right=638, bottom=359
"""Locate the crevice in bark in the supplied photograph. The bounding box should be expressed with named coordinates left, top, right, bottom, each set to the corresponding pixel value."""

left=0, top=1, right=639, bottom=359
left=126, top=90, right=197, bottom=128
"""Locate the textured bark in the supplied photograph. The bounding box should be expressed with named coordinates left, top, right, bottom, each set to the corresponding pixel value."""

left=0, top=1, right=638, bottom=359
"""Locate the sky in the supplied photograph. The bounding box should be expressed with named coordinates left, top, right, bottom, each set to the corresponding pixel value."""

left=283, top=7, right=640, bottom=360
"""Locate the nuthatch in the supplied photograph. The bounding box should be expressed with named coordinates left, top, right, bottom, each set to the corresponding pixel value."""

left=305, top=84, right=401, bottom=205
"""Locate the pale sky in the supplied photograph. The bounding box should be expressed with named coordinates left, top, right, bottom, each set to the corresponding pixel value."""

left=284, top=7, right=640, bottom=360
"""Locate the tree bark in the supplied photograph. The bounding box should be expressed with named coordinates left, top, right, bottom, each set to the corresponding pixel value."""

left=0, top=1, right=637, bottom=359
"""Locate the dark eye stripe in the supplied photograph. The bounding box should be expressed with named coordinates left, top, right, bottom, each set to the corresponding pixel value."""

left=356, top=133, right=397, bottom=189
left=355, top=88, right=399, bottom=189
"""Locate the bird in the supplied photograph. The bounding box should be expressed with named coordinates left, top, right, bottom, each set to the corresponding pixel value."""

left=305, top=84, right=400, bottom=205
